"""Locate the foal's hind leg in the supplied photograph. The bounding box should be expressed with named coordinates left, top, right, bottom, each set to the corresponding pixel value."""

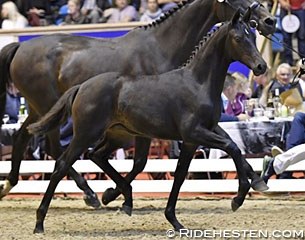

left=90, top=138, right=133, bottom=216
left=165, top=143, right=198, bottom=231
left=0, top=113, right=38, bottom=199
left=102, top=136, right=151, bottom=205
left=46, top=129, right=100, bottom=209
left=214, top=125, right=268, bottom=192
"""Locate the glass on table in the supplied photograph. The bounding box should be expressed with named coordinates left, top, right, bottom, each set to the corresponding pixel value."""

left=3, top=114, right=9, bottom=124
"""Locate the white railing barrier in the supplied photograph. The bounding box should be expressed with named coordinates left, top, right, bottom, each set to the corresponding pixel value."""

left=1, top=158, right=305, bottom=194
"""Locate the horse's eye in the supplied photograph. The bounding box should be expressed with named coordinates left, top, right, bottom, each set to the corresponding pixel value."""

left=235, top=36, right=241, bottom=42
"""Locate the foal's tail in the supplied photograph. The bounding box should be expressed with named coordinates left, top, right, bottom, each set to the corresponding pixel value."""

left=27, top=85, right=81, bottom=135
left=0, top=42, right=20, bottom=122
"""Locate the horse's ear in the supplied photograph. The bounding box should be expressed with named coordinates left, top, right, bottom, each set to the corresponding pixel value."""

left=231, top=9, right=241, bottom=25
left=242, top=7, right=251, bottom=23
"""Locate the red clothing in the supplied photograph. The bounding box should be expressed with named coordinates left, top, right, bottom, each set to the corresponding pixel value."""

left=290, top=0, right=305, bottom=10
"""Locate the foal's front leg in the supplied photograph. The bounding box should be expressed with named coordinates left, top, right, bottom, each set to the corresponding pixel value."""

left=213, top=125, right=268, bottom=192
left=185, top=126, right=251, bottom=212
left=165, top=143, right=198, bottom=231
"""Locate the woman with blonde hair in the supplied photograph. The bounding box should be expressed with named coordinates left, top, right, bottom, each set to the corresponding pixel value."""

left=0, top=1, right=28, bottom=49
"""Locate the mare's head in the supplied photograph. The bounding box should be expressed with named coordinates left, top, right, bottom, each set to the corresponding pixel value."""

left=215, top=0, right=276, bottom=36
left=225, top=9, right=267, bottom=76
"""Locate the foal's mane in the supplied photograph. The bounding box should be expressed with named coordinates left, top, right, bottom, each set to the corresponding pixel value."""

left=137, top=0, right=189, bottom=30
left=181, top=22, right=225, bottom=68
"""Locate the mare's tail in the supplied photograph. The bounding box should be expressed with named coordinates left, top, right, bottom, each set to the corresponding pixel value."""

left=27, top=85, right=81, bottom=135
left=0, top=42, right=20, bottom=122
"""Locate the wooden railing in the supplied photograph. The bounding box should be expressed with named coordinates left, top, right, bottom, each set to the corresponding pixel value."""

left=1, top=158, right=305, bottom=194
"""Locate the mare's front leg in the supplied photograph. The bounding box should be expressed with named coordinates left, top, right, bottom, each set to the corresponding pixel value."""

left=214, top=125, right=268, bottom=192
left=102, top=136, right=151, bottom=205
left=185, top=126, right=251, bottom=212
left=34, top=144, right=85, bottom=234
left=0, top=113, right=38, bottom=199
left=46, top=129, right=101, bottom=209
left=165, top=143, right=198, bottom=231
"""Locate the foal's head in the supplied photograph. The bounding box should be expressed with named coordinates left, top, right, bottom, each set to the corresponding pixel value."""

left=225, top=9, right=267, bottom=76
left=215, top=0, right=276, bottom=36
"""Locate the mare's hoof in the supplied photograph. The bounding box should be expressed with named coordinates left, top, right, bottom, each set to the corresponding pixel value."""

left=0, top=180, right=12, bottom=199
left=102, top=187, right=117, bottom=205
left=83, top=193, right=101, bottom=209
left=251, top=178, right=269, bottom=192
left=122, top=204, right=132, bottom=216
left=231, top=197, right=241, bottom=212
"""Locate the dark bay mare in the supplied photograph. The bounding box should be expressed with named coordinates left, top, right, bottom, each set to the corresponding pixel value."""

left=0, top=0, right=275, bottom=204
left=28, top=11, right=267, bottom=233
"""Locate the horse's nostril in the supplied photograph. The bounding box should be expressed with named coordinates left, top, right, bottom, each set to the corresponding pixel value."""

left=265, top=17, right=276, bottom=26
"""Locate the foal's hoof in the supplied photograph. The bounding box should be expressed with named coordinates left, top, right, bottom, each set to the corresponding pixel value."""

left=102, top=187, right=118, bottom=205
left=83, top=193, right=101, bottom=209
left=231, top=197, right=242, bottom=212
left=251, top=178, right=269, bottom=192
left=122, top=204, right=132, bottom=216
left=33, top=224, right=44, bottom=234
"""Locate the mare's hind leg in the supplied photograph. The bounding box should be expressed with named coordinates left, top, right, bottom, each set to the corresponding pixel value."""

left=214, top=125, right=268, bottom=192
left=46, top=129, right=101, bottom=209
left=165, top=143, right=198, bottom=231
left=34, top=141, right=86, bottom=234
left=185, top=126, right=251, bottom=212
left=0, top=113, right=38, bottom=199
left=90, top=137, right=133, bottom=216
left=102, top=136, right=151, bottom=205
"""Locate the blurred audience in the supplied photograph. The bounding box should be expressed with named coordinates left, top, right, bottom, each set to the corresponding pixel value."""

left=140, top=0, right=162, bottom=22
left=106, top=0, right=138, bottom=23
left=22, top=0, right=53, bottom=26
left=0, top=1, right=28, bottom=50
left=4, top=83, right=20, bottom=124
left=62, top=0, right=89, bottom=25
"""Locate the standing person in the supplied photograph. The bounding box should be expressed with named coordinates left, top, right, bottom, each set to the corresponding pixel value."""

left=106, top=0, right=138, bottom=23
left=140, top=0, right=162, bottom=22
left=0, top=1, right=28, bottom=50
left=279, top=0, right=305, bottom=65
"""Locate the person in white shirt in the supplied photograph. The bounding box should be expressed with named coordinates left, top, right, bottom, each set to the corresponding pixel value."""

left=0, top=1, right=28, bottom=50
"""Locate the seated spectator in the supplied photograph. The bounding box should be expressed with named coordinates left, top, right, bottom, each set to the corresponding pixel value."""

left=0, top=1, right=28, bottom=50
left=140, top=0, right=163, bottom=22
left=81, top=0, right=102, bottom=23
left=4, top=83, right=20, bottom=124
left=23, top=0, right=53, bottom=26
left=62, top=0, right=90, bottom=25
left=226, top=72, right=251, bottom=116
left=106, top=0, right=138, bottom=23
left=157, top=0, right=179, bottom=12
left=252, top=68, right=271, bottom=99
left=220, top=73, right=249, bottom=122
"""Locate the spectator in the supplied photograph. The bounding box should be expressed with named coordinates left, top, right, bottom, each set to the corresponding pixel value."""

left=259, top=63, right=303, bottom=108
left=0, top=1, right=28, bottom=50
left=278, top=0, right=305, bottom=65
left=220, top=73, right=249, bottom=122
left=4, top=83, right=20, bottom=124
left=261, top=111, right=305, bottom=183
left=62, top=0, right=89, bottom=25
left=140, top=0, right=163, bottom=22
left=81, top=0, right=102, bottom=23
left=226, top=72, right=251, bottom=116
left=252, top=68, right=271, bottom=99
left=23, top=0, right=53, bottom=26
left=158, top=0, right=179, bottom=13
left=106, top=0, right=138, bottom=23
